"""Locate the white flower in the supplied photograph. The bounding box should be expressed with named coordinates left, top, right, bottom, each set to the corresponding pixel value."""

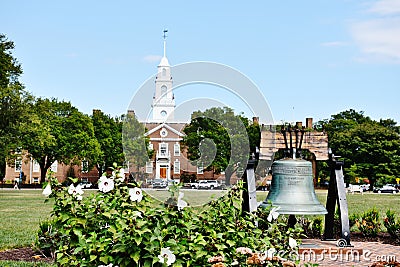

left=98, top=176, right=114, bottom=193
left=68, top=184, right=84, bottom=200
left=158, top=247, right=176, bottom=266
left=98, top=264, right=117, bottom=267
left=42, top=183, right=52, bottom=197
left=236, top=247, right=252, bottom=255
left=131, top=211, right=142, bottom=218
left=177, top=192, right=188, bottom=211
left=267, top=206, right=280, bottom=222
left=129, top=187, right=143, bottom=202
left=289, top=237, right=297, bottom=249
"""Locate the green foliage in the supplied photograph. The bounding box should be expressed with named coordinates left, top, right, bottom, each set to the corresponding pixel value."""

left=383, top=210, right=400, bottom=244
left=0, top=34, right=32, bottom=178
left=353, top=208, right=381, bottom=237
left=36, top=219, right=59, bottom=258
left=317, top=109, right=400, bottom=190
left=182, top=107, right=260, bottom=185
left=38, top=171, right=302, bottom=266
left=122, top=112, right=153, bottom=181
left=297, top=217, right=323, bottom=238
left=91, top=109, right=125, bottom=176
left=21, top=98, right=101, bottom=183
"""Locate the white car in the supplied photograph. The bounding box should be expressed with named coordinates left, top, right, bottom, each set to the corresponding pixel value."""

left=78, top=182, right=93, bottom=189
left=197, top=180, right=220, bottom=190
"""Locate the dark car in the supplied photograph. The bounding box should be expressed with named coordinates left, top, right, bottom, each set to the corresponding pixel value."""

left=152, top=179, right=167, bottom=188
left=373, top=185, right=399, bottom=194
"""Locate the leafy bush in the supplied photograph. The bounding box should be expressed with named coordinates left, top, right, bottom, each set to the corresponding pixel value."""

left=383, top=210, right=400, bottom=244
left=353, top=208, right=381, bottom=237
left=297, top=217, right=323, bottom=238
left=36, top=219, right=60, bottom=259
left=37, top=169, right=302, bottom=266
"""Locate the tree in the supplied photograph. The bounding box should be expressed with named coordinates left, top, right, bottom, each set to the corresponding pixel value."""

left=22, top=98, right=101, bottom=183
left=122, top=112, right=153, bottom=181
left=91, top=109, right=124, bottom=178
left=0, top=34, right=32, bottom=178
left=182, top=107, right=259, bottom=185
left=317, top=109, right=400, bottom=189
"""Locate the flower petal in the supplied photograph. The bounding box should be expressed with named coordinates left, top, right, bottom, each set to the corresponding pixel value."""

left=42, top=184, right=52, bottom=197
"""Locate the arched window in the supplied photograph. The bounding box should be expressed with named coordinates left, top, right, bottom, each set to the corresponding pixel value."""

left=161, top=85, right=167, bottom=97
left=162, top=68, right=166, bottom=76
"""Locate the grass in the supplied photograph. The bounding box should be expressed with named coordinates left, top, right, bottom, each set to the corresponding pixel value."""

left=0, top=261, right=54, bottom=267
left=0, top=190, right=53, bottom=250
left=0, top=188, right=399, bottom=266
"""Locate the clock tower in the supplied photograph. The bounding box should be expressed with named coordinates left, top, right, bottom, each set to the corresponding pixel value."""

left=152, top=32, right=175, bottom=122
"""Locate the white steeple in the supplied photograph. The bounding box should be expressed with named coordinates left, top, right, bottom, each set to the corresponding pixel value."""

left=152, top=30, right=175, bottom=122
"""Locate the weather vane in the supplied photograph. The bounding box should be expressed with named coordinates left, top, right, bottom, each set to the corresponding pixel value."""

left=163, top=29, right=168, bottom=40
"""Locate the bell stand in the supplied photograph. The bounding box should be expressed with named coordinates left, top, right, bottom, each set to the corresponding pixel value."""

left=323, top=150, right=352, bottom=247
left=242, top=151, right=259, bottom=214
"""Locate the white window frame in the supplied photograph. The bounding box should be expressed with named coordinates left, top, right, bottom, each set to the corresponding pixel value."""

left=197, top=163, right=204, bottom=174
left=51, top=160, right=58, bottom=172
left=15, top=159, right=22, bottom=172
left=33, top=160, right=40, bottom=172
left=160, top=143, right=168, bottom=156
left=174, top=160, right=180, bottom=174
left=81, top=160, right=89, bottom=173
left=174, top=143, right=180, bottom=156
left=146, top=161, right=153, bottom=174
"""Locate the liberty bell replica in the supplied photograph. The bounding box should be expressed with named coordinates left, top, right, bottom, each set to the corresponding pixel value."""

left=261, top=126, right=327, bottom=216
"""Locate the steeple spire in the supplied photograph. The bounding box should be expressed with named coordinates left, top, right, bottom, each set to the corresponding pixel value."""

left=159, top=29, right=170, bottom=66
left=163, top=29, right=168, bottom=58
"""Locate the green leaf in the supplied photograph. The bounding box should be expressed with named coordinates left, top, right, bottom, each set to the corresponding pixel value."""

left=90, top=254, right=97, bottom=262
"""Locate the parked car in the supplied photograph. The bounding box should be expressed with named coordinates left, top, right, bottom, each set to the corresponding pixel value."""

left=197, top=180, right=220, bottom=190
left=152, top=179, right=167, bottom=188
left=359, top=184, right=370, bottom=192
left=373, top=185, right=399, bottom=194
left=347, top=184, right=363, bottom=194
left=189, top=182, right=199, bottom=189
left=78, top=181, right=93, bottom=189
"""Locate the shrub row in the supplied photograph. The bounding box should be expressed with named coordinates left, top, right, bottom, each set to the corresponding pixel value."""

left=36, top=170, right=303, bottom=267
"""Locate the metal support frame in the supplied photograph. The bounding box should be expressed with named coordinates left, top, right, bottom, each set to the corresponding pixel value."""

left=242, top=159, right=258, bottom=213
left=323, top=151, right=352, bottom=247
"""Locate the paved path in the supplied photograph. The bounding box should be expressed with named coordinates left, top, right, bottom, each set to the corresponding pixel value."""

left=299, top=239, right=400, bottom=267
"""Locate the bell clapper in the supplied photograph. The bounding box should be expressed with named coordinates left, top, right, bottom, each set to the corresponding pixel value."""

left=288, top=214, right=297, bottom=228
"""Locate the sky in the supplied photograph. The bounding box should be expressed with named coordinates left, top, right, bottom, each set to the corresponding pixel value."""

left=1, top=0, right=400, bottom=125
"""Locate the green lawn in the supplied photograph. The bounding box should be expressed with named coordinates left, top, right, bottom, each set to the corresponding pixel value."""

left=0, top=261, right=54, bottom=267
left=0, top=190, right=53, bottom=250
left=0, top=188, right=399, bottom=266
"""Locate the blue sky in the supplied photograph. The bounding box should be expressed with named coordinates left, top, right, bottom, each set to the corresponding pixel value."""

left=2, top=0, right=400, bottom=124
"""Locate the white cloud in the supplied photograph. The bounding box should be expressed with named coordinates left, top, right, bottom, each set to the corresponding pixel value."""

left=65, top=52, right=78, bottom=58
left=368, top=0, right=400, bottom=15
left=321, top=41, right=348, bottom=47
left=349, top=1, right=400, bottom=64
left=351, top=17, right=400, bottom=63
left=143, top=54, right=162, bottom=63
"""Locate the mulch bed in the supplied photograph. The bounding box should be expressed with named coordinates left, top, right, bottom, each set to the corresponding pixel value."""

left=349, top=232, right=399, bottom=246
left=0, top=247, right=53, bottom=263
